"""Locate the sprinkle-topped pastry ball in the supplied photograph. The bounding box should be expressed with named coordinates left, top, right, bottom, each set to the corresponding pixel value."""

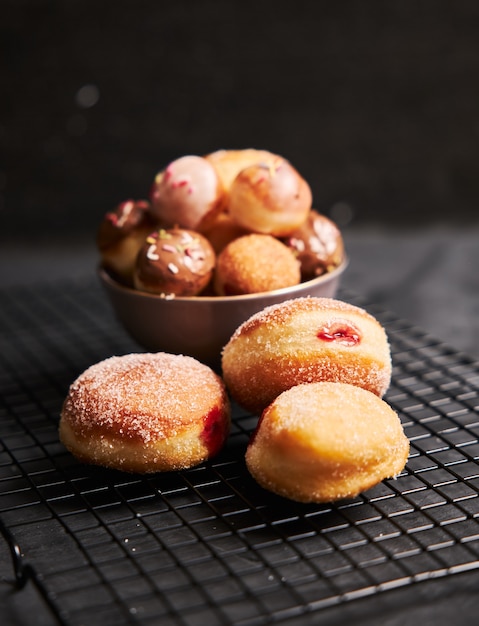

left=150, top=155, right=226, bottom=232
left=59, top=353, right=231, bottom=473
left=213, top=234, right=301, bottom=296
left=134, top=228, right=216, bottom=297
left=282, top=210, right=345, bottom=280
left=228, top=158, right=312, bottom=237
left=245, top=382, right=409, bottom=503
left=205, top=148, right=279, bottom=190
left=97, top=199, right=157, bottom=285
left=222, top=297, right=392, bottom=414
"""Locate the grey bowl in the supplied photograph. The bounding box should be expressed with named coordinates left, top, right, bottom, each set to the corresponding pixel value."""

left=99, top=258, right=348, bottom=369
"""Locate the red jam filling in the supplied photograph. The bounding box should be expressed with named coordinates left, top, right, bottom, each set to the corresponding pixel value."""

left=317, top=319, right=361, bottom=346
left=201, top=407, right=227, bottom=457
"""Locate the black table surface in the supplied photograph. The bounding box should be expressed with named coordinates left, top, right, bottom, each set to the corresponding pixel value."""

left=1, top=225, right=479, bottom=626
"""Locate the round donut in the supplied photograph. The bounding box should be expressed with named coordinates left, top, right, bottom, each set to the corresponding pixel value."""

left=213, top=234, right=301, bottom=296
left=205, top=148, right=279, bottom=190
left=97, top=199, right=157, bottom=286
left=59, top=353, right=231, bottom=473
left=150, top=155, right=226, bottom=232
left=134, top=227, right=216, bottom=297
left=227, top=158, right=312, bottom=237
left=245, top=382, right=409, bottom=503
left=222, top=297, right=392, bottom=415
left=282, top=210, right=345, bottom=280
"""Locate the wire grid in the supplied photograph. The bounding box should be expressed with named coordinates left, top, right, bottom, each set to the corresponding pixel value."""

left=1, top=277, right=479, bottom=626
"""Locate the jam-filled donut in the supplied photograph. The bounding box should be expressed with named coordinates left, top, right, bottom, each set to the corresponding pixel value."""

left=59, top=353, right=231, bottom=473
left=214, top=234, right=301, bottom=296
left=227, top=157, right=312, bottom=237
left=150, top=155, right=226, bottom=232
left=245, top=382, right=409, bottom=503
left=222, top=297, right=392, bottom=415
left=282, top=210, right=345, bottom=280
left=134, top=227, right=216, bottom=297
left=97, top=199, right=157, bottom=286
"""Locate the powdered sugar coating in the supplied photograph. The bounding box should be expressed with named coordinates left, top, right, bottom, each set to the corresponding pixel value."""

left=246, top=382, right=409, bottom=502
left=59, top=353, right=231, bottom=472
left=222, top=297, right=392, bottom=414
left=230, top=297, right=376, bottom=339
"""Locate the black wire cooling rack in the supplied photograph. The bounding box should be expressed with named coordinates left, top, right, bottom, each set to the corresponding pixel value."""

left=1, top=276, right=479, bottom=626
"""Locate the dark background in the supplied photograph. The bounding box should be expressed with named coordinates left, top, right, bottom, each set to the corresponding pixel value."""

left=2, top=0, right=479, bottom=245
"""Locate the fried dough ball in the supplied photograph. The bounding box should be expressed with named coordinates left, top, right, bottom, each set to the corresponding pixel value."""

left=228, top=158, right=312, bottom=237
left=245, top=382, right=409, bottom=503
left=97, top=199, right=157, bottom=286
left=213, top=234, right=301, bottom=296
left=282, top=210, right=345, bottom=280
left=59, top=353, right=231, bottom=473
left=134, top=228, right=216, bottom=297
left=222, top=297, right=392, bottom=414
left=150, top=155, right=226, bottom=232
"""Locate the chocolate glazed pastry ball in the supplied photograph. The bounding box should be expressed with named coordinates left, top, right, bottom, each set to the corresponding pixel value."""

left=282, top=210, right=345, bottom=280
left=222, top=297, right=392, bottom=415
left=134, top=228, right=216, bottom=297
left=150, top=155, right=226, bottom=232
left=97, top=199, right=157, bottom=285
left=245, top=382, right=409, bottom=503
left=213, top=234, right=301, bottom=296
left=59, top=353, right=231, bottom=473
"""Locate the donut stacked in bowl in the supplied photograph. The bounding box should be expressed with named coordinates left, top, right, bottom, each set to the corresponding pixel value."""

left=96, top=149, right=345, bottom=298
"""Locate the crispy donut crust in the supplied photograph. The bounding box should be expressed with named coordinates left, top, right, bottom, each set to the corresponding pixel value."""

left=59, top=353, right=231, bottom=473
left=245, top=382, right=409, bottom=503
left=222, top=297, right=392, bottom=415
left=214, top=234, right=301, bottom=296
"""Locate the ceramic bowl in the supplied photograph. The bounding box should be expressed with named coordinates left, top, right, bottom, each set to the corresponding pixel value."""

left=99, top=258, right=348, bottom=369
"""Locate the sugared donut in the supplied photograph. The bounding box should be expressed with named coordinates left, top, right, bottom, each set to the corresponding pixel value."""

left=97, top=199, right=157, bottom=286
left=282, top=210, right=345, bottom=280
left=134, top=228, right=216, bottom=297
left=205, top=148, right=279, bottom=190
left=59, top=353, right=231, bottom=473
left=150, top=155, right=226, bottom=232
left=227, top=158, right=312, bottom=237
left=213, top=234, right=301, bottom=296
left=222, top=297, right=392, bottom=415
left=245, top=382, right=409, bottom=503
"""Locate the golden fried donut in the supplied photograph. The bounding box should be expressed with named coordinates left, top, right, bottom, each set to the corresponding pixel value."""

left=205, top=148, right=278, bottom=190
left=227, top=158, right=312, bottom=237
left=59, top=353, right=231, bottom=473
left=222, top=297, right=392, bottom=414
left=150, top=155, right=226, bottom=232
left=245, top=382, right=409, bottom=503
left=213, top=234, right=301, bottom=296
left=97, top=199, right=157, bottom=286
